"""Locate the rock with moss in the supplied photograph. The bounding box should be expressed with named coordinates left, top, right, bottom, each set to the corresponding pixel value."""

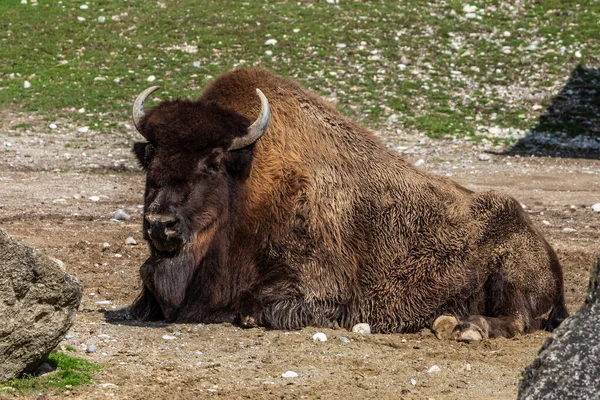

left=518, top=251, right=600, bottom=399
left=0, top=229, right=82, bottom=381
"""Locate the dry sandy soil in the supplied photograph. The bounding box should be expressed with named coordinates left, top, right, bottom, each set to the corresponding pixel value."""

left=0, top=111, right=598, bottom=400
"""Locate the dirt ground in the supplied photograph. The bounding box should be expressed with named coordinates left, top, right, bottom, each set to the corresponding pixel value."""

left=0, top=111, right=599, bottom=400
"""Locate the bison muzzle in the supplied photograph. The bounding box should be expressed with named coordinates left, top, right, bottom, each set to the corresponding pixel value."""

left=129, top=68, right=568, bottom=340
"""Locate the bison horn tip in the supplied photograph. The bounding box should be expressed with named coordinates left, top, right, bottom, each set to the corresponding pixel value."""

left=228, top=88, right=271, bottom=151
left=132, top=85, right=161, bottom=138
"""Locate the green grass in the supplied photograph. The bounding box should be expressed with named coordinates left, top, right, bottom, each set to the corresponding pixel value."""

left=0, top=1, right=598, bottom=141
left=0, top=352, right=100, bottom=394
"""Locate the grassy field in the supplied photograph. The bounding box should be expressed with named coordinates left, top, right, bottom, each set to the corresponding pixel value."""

left=1, top=0, right=599, bottom=142
left=0, top=351, right=99, bottom=394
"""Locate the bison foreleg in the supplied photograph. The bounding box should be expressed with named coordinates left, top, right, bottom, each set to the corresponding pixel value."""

left=130, top=284, right=165, bottom=321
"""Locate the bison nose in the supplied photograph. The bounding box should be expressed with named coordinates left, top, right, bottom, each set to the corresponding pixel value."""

left=145, top=213, right=180, bottom=239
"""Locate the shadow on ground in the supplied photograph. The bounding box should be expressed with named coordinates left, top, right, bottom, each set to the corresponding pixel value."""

left=499, top=65, right=600, bottom=159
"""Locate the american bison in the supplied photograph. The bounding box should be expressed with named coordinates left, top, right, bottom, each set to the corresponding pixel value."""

left=129, top=68, right=567, bottom=341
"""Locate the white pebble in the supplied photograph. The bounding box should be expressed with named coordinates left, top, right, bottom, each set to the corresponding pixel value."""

left=80, top=4, right=88, bottom=9
left=78, top=126, right=89, bottom=133
left=147, top=75, right=156, bottom=82
left=77, top=16, right=85, bottom=21
left=336, top=43, right=347, bottom=49
left=192, top=61, right=201, bottom=68
left=410, top=378, right=417, bottom=386
left=264, top=39, right=277, bottom=46
left=23, top=80, right=31, bottom=89
left=49, top=123, right=57, bottom=129
left=591, top=203, right=600, bottom=212
left=281, top=370, right=298, bottom=378
left=427, top=365, right=441, bottom=373
left=526, top=44, right=538, bottom=51
left=98, top=16, right=105, bottom=22
left=414, top=159, right=425, bottom=167
left=312, top=332, right=327, bottom=342
left=162, top=335, right=176, bottom=340
left=95, top=300, right=111, bottom=305
left=478, top=153, right=491, bottom=161
left=574, top=50, right=582, bottom=58
left=339, top=336, right=350, bottom=343
left=265, top=50, right=273, bottom=56
left=293, top=28, right=300, bottom=33
left=86, top=345, right=96, bottom=353
left=88, top=195, right=100, bottom=202
left=112, top=209, right=131, bottom=221
left=542, top=220, right=551, bottom=226
left=102, top=242, right=110, bottom=248
left=462, top=5, right=477, bottom=13
left=465, top=13, right=476, bottom=19
left=351, top=323, right=371, bottom=334
left=503, top=31, right=511, bottom=37
left=562, top=228, right=576, bottom=233
left=125, top=237, right=137, bottom=245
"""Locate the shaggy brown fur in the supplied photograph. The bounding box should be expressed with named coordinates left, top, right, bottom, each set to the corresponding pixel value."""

left=130, top=68, right=568, bottom=339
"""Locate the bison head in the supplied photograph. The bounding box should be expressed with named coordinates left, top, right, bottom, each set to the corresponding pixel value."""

left=131, top=86, right=270, bottom=256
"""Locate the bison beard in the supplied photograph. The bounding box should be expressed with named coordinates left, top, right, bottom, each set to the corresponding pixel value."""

left=128, top=68, right=568, bottom=340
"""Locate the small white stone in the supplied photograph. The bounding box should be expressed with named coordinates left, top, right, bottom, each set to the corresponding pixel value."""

left=49, top=123, right=57, bottom=129
left=336, top=43, right=347, bottom=49
left=592, top=203, right=600, bottom=212
left=503, top=31, right=511, bottom=37
left=88, top=195, right=100, bottom=202
left=95, top=300, right=111, bottom=305
left=80, top=4, right=88, bottom=9
left=465, top=12, right=476, bottom=19
left=78, top=126, right=89, bottom=133
left=102, top=242, right=110, bottom=248
left=542, top=220, right=551, bottom=226
left=162, top=335, right=176, bottom=340
left=293, top=28, right=300, bottom=33
left=265, top=50, right=273, bottom=56
left=351, top=323, right=371, bottom=334
left=282, top=370, right=298, bottom=378
left=98, top=383, right=118, bottom=389
left=478, top=153, right=491, bottom=161
left=410, top=378, right=417, bottom=386
left=427, top=365, right=441, bottom=373
left=462, top=5, right=477, bottom=13
left=312, top=332, right=327, bottom=342
left=23, top=80, right=31, bottom=89
left=98, top=16, right=105, bottom=22
left=414, top=159, right=425, bottom=167
left=526, top=44, right=538, bottom=51
left=147, top=75, right=156, bottom=82
left=264, top=39, right=277, bottom=46
left=192, top=61, right=201, bottom=68
left=562, top=228, right=576, bottom=233
left=125, top=237, right=137, bottom=245
left=574, top=50, right=582, bottom=58
left=77, top=16, right=85, bottom=21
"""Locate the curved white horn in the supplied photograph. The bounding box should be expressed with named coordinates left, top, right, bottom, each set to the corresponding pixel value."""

left=228, top=89, right=271, bottom=151
left=132, top=86, right=160, bottom=137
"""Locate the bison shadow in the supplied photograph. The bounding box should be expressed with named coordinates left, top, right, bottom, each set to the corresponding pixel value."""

left=496, top=65, right=600, bottom=159
left=103, top=307, right=170, bottom=328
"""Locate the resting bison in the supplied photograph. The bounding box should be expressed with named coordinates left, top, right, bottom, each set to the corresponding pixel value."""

left=129, top=68, right=567, bottom=341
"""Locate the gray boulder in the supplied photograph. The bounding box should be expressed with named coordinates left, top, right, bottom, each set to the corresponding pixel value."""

left=0, top=229, right=82, bottom=380
left=518, top=251, right=600, bottom=399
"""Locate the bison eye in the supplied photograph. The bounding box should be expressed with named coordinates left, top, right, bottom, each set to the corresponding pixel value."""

left=199, top=162, right=220, bottom=176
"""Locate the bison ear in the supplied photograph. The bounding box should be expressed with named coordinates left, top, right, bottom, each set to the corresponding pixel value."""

left=133, top=142, right=153, bottom=169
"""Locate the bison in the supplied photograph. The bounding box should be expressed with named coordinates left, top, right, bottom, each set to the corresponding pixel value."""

left=129, top=68, right=567, bottom=341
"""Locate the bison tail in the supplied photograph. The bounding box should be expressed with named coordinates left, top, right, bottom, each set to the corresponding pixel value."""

left=542, top=296, right=569, bottom=332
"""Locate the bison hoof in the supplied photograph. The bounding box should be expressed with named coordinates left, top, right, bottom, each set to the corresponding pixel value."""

left=457, top=328, right=484, bottom=343
left=432, top=315, right=459, bottom=340
left=240, top=315, right=258, bottom=329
